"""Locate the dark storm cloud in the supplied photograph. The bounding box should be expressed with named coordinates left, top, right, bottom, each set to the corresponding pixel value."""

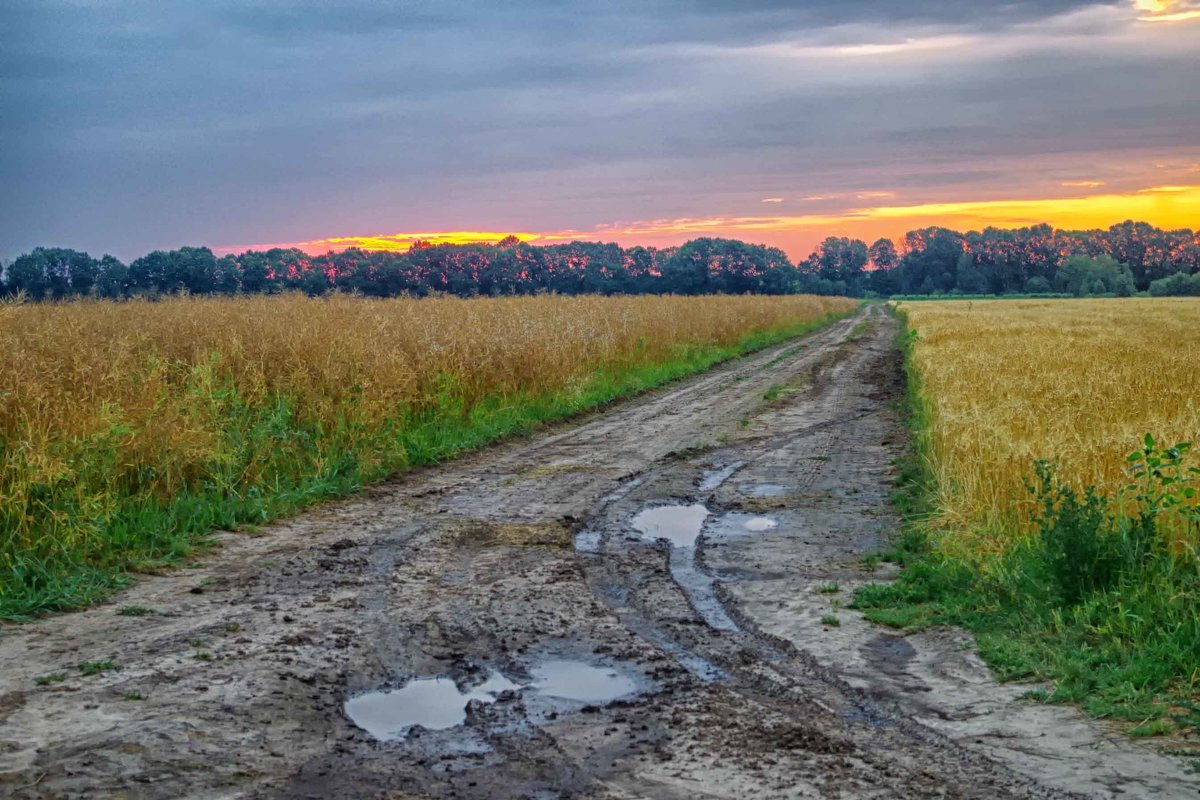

left=1, top=0, right=1197, bottom=259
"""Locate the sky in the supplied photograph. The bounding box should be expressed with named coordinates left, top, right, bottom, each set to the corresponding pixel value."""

left=2, top=0, right=1198, bottom=261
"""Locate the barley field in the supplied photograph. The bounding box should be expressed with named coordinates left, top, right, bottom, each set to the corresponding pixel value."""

left=0, top=292, right=855, bottom=615
left=899, top=298, right=1200, bottom=557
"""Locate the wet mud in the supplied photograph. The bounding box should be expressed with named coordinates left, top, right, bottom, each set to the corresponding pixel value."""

left=1, top=305, right=1196, bottom=799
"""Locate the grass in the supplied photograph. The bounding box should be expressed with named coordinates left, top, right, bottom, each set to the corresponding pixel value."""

left=78, top=660, right=119, bottom=676
left=854, top=304, right=1200, bottom=736
left=1, top=293, right=857, bottom=619
left=116, top=605, right=156, bottom=616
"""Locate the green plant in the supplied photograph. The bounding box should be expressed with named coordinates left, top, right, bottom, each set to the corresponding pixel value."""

left=78, top=661, right=118, bottom=676
left=820, top=615, right=841, bottom=627
left=117, top=606, right=156, bottom=616
left=35, top=673, right=67, bottom=686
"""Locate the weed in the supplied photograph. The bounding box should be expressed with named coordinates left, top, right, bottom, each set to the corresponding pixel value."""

left=117, top=606, right=156, bottom=616
left=224, top=622, right=242, bottom=633
left=815, top=582, right=840, bottom=594
left=123, top=690, right=145, bottom=701
left=35, top=673, right=67, bottom=686
left=78, top=661, right=118, bottom=676
left=820, top=615, right=841, bottom=627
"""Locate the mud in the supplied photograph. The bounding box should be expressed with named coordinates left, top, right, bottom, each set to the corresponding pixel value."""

left=1, top=305, right=1196, bottom=799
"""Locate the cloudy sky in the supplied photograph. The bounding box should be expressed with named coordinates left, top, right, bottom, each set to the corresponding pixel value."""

left=2, top=0, right=1198, bottom=260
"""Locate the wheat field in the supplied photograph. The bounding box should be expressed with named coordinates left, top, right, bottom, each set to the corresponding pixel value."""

left=899, top=298, right=1200, bottom=557
left=0, top=292, right=854, bottom=613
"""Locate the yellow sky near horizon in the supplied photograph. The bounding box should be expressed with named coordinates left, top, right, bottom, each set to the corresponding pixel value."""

left=224, top=183, right=1200, bottom=258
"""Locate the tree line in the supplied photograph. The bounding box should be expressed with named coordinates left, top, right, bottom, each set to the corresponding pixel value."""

left=3, top=221, right=1199, bottom=301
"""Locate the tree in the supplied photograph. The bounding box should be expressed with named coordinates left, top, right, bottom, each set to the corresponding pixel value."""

left=954, top=252, right=986, bottom=293
left=1054, top=255, right=1133, bottom=296
left=868, top=238, right=898, bottom=271
left=95, top=255, right=131, bottom=298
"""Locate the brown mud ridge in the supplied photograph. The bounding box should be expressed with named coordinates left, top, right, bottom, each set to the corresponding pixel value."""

left=1, top=306, right=1196, bottom=799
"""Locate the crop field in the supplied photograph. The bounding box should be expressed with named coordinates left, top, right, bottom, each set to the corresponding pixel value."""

left=0, top=292, right=855, bottom=617
left=900, top=298, right=1200, bottom=556
left=858, top=297, right=1200, bottom=732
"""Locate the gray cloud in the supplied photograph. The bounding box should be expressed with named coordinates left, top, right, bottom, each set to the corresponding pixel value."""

left=1, top=0, right=1196, bottom=259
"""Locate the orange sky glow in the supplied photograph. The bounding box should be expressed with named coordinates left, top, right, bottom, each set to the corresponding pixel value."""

left=223, top=183, right=1200, bottom=259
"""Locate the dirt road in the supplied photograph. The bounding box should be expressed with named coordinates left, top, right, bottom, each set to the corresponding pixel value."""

left=1, top=306, right=1195, bottom=799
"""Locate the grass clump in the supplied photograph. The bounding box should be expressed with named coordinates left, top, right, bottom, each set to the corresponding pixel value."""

left=78, top=660, right=119, bottom=676
left=116, top=606, right=156, bottom=617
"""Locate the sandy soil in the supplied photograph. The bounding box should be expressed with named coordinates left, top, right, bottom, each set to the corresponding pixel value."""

left=1, top=305, right=1196, bottom=799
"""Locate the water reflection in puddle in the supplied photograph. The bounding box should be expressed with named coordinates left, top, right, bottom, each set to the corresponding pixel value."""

left=745, top=483, right=789, bottom=498
left=347, top=660, right=643, bottom=740
left=631, top=504, right=738, bottom=631
left=632, top=504, right=709, bottom=547
left=531, top=660, right=637, bottom=702
left=345, top=672, right=518, bottom=740
left=699, top=462, right=743, bottom=492
left=743, top=516, right=777, bottom=532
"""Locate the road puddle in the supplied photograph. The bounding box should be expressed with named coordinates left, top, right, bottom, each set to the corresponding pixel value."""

left=344, top=672, right=519, bottom=740
left=631, top=504, right=708, bottom=546
left=744, top=483, right=789, bottom=498
left=348, top=660, right=644, bottom=740
left=709, top=512, right=779, bottom=536
left=630, top=504, right=740, bottom=631
left=530, top=660, right=637, bottom=702
left=699, top=462, right=743, bottom=491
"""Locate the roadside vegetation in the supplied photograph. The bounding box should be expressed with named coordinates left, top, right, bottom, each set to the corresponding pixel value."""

left=0, top=293, right=855, bottom=619
left=856, top=299, right=1200, bottom=735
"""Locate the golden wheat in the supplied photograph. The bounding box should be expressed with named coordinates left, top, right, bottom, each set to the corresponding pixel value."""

left=0, top=293, right=854, bottom=561
left=898, top=298, right=1200, bottom=557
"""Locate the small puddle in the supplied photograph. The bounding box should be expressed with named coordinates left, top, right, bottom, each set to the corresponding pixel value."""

left=710, top=512, right=780, bottom=537
left=344, top=672, right=519, bottom=740
left=745, top=483, right=789, bottom=498
left=530, top=660, right=637, bottom=702
left=574, top=529, right=602, bottom=554
left=698, top=461, right=743, bottom=492
left=632, top=504, right=709, bottom=547
left=631, top=504, right=738, bottom=631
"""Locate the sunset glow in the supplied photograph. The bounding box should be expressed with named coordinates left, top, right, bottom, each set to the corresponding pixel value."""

left=1133, top=0, right=1200, bottom=21
left=228, top=184, right=1200, bottom=258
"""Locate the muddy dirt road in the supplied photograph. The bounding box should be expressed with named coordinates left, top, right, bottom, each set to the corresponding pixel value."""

left=2, top=306, right=1196, bottom=799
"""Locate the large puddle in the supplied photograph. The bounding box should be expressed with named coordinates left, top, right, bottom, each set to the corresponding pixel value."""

left=347, top=660, right=640, bottom=740
left=530, top=660, right=637, bottom=702
left=345, top=672, right=519, bottom=740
